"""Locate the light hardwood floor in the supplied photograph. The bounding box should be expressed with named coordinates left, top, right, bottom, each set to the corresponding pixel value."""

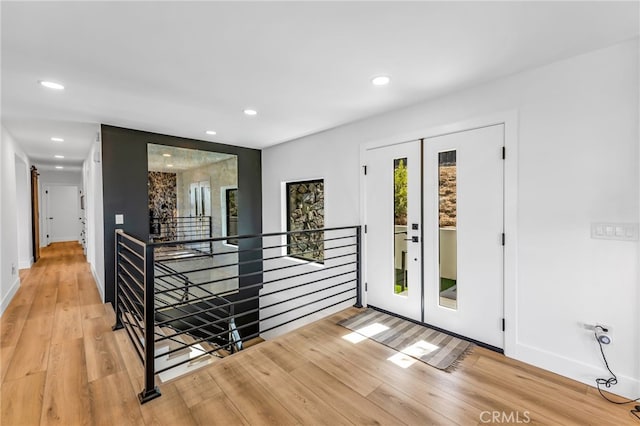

left=1, top=242, right=636, bottom=425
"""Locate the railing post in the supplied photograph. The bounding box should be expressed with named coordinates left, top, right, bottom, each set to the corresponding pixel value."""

left=113, top=230, right=124, bottom=330
left=139, top=243, right=161, bottom=404
left=354, top=226, right=363, bottom=308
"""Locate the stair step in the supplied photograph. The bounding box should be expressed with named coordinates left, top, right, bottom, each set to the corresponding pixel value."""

left=159, top=327, right=192, bottom=359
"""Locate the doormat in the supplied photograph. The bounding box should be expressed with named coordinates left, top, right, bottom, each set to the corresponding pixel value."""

left=338, top=308, right=473, bottom=372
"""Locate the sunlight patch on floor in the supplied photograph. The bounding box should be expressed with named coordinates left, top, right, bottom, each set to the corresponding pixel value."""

left=387, top=340, right=439, bottom=368
left=342, top=322, right=389, bottom=343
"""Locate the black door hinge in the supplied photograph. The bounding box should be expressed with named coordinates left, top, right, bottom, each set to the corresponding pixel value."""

left=364, top=225, right=367, bottom=233
left=363, top=165, right=367, bottom=175
left=46, top=234, right=49, bottom=238
left=502, top=147, right=506, bottom=159
left=501, top=233, right=505, bottom=246
left=45, top=190, right=48, bottom=194
left=502, top=318, right=506, bottom=331
left=365, top=282, right=368, bottom=291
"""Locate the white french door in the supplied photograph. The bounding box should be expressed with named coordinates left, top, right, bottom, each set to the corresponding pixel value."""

left=364, top=124, right=505, bottom=348
left=365, top=140, right=422, bottom=321
left=423, top=124, right=505, bottom=349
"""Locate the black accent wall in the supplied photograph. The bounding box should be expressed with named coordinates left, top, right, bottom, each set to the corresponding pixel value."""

left=101, top=125, right=263, bottom=335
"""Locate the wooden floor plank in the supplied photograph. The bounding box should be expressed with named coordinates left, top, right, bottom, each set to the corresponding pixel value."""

left=40, top=338, right=92, bottom=426
left=4, top=316, right=53, bottom=381
left=241, top=350, right=352, bottom=425
left=1, top=372, right=47, bottom=426
left=88, top=371, right=145, bottom=426
left=190, top=395, right=249, bottom=426
left=83, top=316, right=126, bottom=382
left=50, top=302, right=83, bottom=343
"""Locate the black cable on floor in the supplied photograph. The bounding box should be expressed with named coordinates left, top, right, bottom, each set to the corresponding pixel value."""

left=593, top=326, right=640, bottom=421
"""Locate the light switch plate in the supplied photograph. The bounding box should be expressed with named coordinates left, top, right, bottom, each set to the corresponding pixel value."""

left=115, top=214, right=124, bottom=225
left=591, top=222, right=638, bottom=241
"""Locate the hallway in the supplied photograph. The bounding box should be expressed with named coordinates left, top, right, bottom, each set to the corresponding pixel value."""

left=1, top=243, right=635, bottom=425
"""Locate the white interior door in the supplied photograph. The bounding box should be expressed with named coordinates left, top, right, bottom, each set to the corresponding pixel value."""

left=365, top=140, right=422, bottom=321
left=423, top=125, right=504, bottom=349
left=47, top=185, right=80, bottom=243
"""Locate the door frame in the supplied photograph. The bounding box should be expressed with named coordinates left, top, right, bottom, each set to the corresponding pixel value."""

left=359, top=110, right=519, bottom=357
left=42, top=183, right=81, bottom=245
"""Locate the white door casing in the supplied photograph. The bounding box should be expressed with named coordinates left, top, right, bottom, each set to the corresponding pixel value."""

left=46, top=185, right=80, bottom=243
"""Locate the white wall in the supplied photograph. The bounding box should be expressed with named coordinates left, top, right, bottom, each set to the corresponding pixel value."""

left=15, top=156, right=32, bottom=269
left=83, top=140, right=105, bottom=301
left=262, top=39, right=639, bottom=398
left=0, top=125, right=30, bottom=315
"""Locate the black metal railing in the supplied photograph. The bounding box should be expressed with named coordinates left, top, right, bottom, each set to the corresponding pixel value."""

left=150, top=216, right=213, bottom=254
left=114, top=225, right=361, bottom=404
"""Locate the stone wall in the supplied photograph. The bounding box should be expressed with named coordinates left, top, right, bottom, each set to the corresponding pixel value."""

left=148, top=171, right=177, bottom=239
left=287, top=180, right=324, bottom=262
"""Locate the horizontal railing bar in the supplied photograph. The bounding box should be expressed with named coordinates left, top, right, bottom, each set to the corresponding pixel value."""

left=118, top=252, right=145, bottom=278
left=154, top=344, right=225, bottom=375
left=117, top=286, right=144, bottom=326
left=119, top=312, right=144, bottom=363
left=237, top=295, right=356, bottom=343
left=118, top=241, right=144, bottom=261
left=154, top=242, right=356, bottom=280
left=154, top=261, right=233, bottom=306
left=159, top=290, right=356, bottom=358
left=116, top=229, right=147, bottom=247
left=154, top=233, right=355, bottom=264
left=153, top=278, right=230, bottom=326
left=155, top=268, right=355, bottom=317
left=118, top=263, right=144, bottom=291
left=154, top=258, right=356, bottom=295
left=118, top=276, right=144, bottom=311
left=148, top=225, right=359, bottom=248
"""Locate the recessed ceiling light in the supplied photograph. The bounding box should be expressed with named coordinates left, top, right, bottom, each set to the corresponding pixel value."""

left=39, top=80, right=65, bottom=90
left=371, top=75, right=391, bottom=86
left=243, top=109, right=257, bottom=116
left=162, top=153, right=171, bottom=157
left=55, top=166, right=64, bottom=169
left=54, top=155, right=64, bottom=159
left=167, top=164, right=174, bottom=168
left=205, top=130, right=217, bottom=135
left=51, top=137, right=64, bottom=142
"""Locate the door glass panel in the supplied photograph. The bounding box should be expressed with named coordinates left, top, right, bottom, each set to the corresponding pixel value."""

left=438, top=151, right=457, bottom=309
left=394, top=158, right=408, bottom=295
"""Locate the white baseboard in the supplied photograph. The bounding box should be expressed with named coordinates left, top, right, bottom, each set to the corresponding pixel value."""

left=18, top=257, right=33, bottom=269
left=91, top=264, right=105, bottom=302
left=512, top=342, right=640, bottom=400
left=1, top=277, right=20, bottom=316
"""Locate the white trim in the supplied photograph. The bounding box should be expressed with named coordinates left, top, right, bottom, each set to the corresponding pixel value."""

left=1, top=277, right=20, bottom=316
left=513, top=342, right=640, bottom=400
left=18, top=257, right=33, bottom=269
left=91, top=263, right=105, bottom=302
left=359, top=109, right=519, bottom=356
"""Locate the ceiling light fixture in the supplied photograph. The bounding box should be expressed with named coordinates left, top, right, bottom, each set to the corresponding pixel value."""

left=371, top=75, right=391, bottom=86
left=55, top=166, right=64, bottom=169
left=167, top=164, right=174, bottom=168
left=54, top=155, right=64, bottom=159
left=243, top=109, right=257, bottom=116
left=162, top=153, right=171, bottom=157
left=39, top=80, right=65, bottom=90
left=205, top=130, right=217, bottom=135
left=51, top=137, right=64, bottom=142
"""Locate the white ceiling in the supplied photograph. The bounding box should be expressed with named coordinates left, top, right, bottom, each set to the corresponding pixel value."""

left=2, top=2, right=638, bottom=170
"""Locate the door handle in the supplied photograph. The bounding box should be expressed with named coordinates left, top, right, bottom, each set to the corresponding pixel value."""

left=404, top=236, right=419, bottom=243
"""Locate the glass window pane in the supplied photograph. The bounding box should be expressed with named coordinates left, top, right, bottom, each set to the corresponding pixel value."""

left=394, top=158, right=408, bottom=295
left=438, top=151, right=457, bottom=309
